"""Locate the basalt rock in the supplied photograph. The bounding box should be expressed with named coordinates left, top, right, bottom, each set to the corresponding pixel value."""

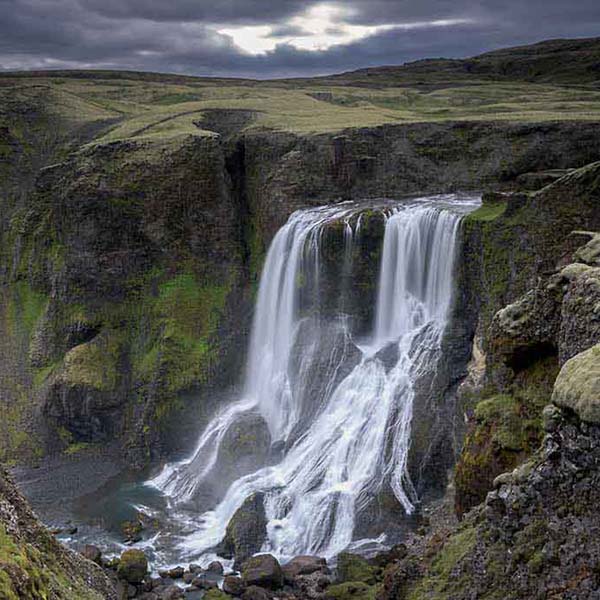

left=241, top=554, right=284, bottom=590
left=216, top=493, right=268, bottom=570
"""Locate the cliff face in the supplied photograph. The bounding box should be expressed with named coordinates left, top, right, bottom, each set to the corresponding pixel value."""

left=453, top=163, right=600, bottom=516
left=2, top=114, right=600, bottom=471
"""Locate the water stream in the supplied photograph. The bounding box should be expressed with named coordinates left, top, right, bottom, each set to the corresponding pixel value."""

left=148, top=194, right=479, bottom=564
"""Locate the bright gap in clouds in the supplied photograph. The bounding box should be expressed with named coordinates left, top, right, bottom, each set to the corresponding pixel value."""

left=218, top=4, right=473, bottom=55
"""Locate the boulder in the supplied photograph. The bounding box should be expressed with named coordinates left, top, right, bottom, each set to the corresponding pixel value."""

left=217, top=415, right=271, bottom=495
left=192, top=573, right=218, bottom=589
left=241, top=586, right=271, bottom=600
left=117, top=549, right=149, bottom=584
left=160, top=566, right=184, bottom=579
left=80, top=544, right=102, bottom=565
left=282, top=555, right=328, bottom=583
left=159, top=585, right=184, bottom=599
left=216, top=493, right=267, bottom=569
left=223, top=575, right=246, bottom=596
left=206, top=560, right=224, bottom=575
left=241, top=554, right=283, bottom=590
left=552, top=344, right=600, bottom=423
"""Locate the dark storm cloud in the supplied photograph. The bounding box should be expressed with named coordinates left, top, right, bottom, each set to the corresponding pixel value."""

left=0, top=0, right=599, bottom=78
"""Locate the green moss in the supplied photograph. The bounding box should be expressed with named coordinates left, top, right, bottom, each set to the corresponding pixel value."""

left=336, top=553, right=377, bottom=585
left=467, top=201, right=507, bottom=222
left=60, top=333, right=121, bottom=391
left=407, top=526, right=477, bottom=599
left=204, top=591, right=233, bottom=600
left=325, top=582, right=379, bottom=600
left=63, top=442, right=91, bottom=455
left=6, top=282, right=47, bottom=340
left=0, top=524, right=103, bottom=600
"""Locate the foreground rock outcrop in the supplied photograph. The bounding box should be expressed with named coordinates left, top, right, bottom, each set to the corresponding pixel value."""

left=453, top=165, right=600, bottom=516
left=380, top=342, right=600, bottom=599
left=0, top=465, right=116, bottom=599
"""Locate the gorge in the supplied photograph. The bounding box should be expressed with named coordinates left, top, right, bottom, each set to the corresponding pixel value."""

left=1, top=37, right=600, bottom=600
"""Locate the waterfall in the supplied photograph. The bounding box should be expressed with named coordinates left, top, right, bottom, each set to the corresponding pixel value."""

left=150, top=194, right=478, bottom=563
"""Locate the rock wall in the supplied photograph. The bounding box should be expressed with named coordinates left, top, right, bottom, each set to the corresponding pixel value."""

left=2, top=115, right=600, bottom=470
left=452, top=165, right=600, bottom=515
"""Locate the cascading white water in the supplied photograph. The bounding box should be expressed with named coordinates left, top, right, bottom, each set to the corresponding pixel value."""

left=150, top=194, right=478, bottom=563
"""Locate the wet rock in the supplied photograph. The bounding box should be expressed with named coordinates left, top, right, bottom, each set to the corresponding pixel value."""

left=241, top=554, right=283, bottom=590
left=241, top=586, right=271, bottom=600
left=216, top=415, right=271, bottom=496
left=191, top=574, right=218, bottom=590
left=159, top=585, right=185, bottom=600
left=121, top=519, right=144, bottom=543
left=162, top=566, right=185, bottom=580
left=282, top=555, right=327, bottom=583
left=223, top=575, right=246, bottom=596
left=183, top=572, right=195, bottom=584
left=206, top=560, right=224, bottom=575
left=80, top=544, right=102, bottom=565
left=188, top=564, right=203, bottom=574
left=117, top=549, right=149, bottom=584
left=216, top=493, right=267, bottom=570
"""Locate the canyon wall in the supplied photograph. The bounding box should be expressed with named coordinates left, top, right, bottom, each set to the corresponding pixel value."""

left=2, top=112, right=600, bottom=471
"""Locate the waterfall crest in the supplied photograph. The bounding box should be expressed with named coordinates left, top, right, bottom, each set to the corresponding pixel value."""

left=150, top=195, right=478, bottom=562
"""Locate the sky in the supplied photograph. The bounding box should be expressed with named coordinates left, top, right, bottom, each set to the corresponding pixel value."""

left=1, top=0, right=599, bottom=79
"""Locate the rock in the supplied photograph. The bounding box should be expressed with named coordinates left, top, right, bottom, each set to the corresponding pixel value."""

left=223, top=575, right=246, bottom=596
left=204, top=591, right=233, bottom=600
left=241, top=554, right=283, bottom=590
left=117, top=549, right=149, bottom=584
left=573, top=232, right=600, bottom=267
left=282, top=555, right=327, bottom=583
left=335, top=553, right=376, bottom=585
left=552, top=344, right=600, bottom=423
left=121, top=519, right=144, bottom=543
left=371, top=544, right=408, bottom=568
left=165, top=566, right=185, bottom=579
left=80, top=544, right=102, bottom=565
left=188, top=564, right=203, bottom=574
left=241, top=586, right=271, bottom=600
left=323, top=581, right=374, bottom=599
left=192, top=574, right=218, bottom=589
left=216, top=493, right=267, bottom=570
left=159, top=585, right=185, bottom=600
left=492, top=471, right=513, bottom=489
left=542, top=404, right=563, bottom=432
left=206, top=560, right=224, bottom=575
left=183, top=572, right=195, bottom=584
left=216, top=415, right=272, bottom=496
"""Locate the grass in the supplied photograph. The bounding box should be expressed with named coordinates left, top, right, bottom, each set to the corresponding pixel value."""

left=2, top=73, right=600, bottom=143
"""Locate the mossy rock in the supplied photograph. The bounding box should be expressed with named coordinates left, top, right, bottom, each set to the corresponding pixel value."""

left=204, top=590, right=232, bottom=600
left=552, top=344, right=600, bottom=423
left=336, top=553, right=377, bottom=585
left=324, top=581, right=378, bottom=599
left=117, top=549, right=148, bottom=584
